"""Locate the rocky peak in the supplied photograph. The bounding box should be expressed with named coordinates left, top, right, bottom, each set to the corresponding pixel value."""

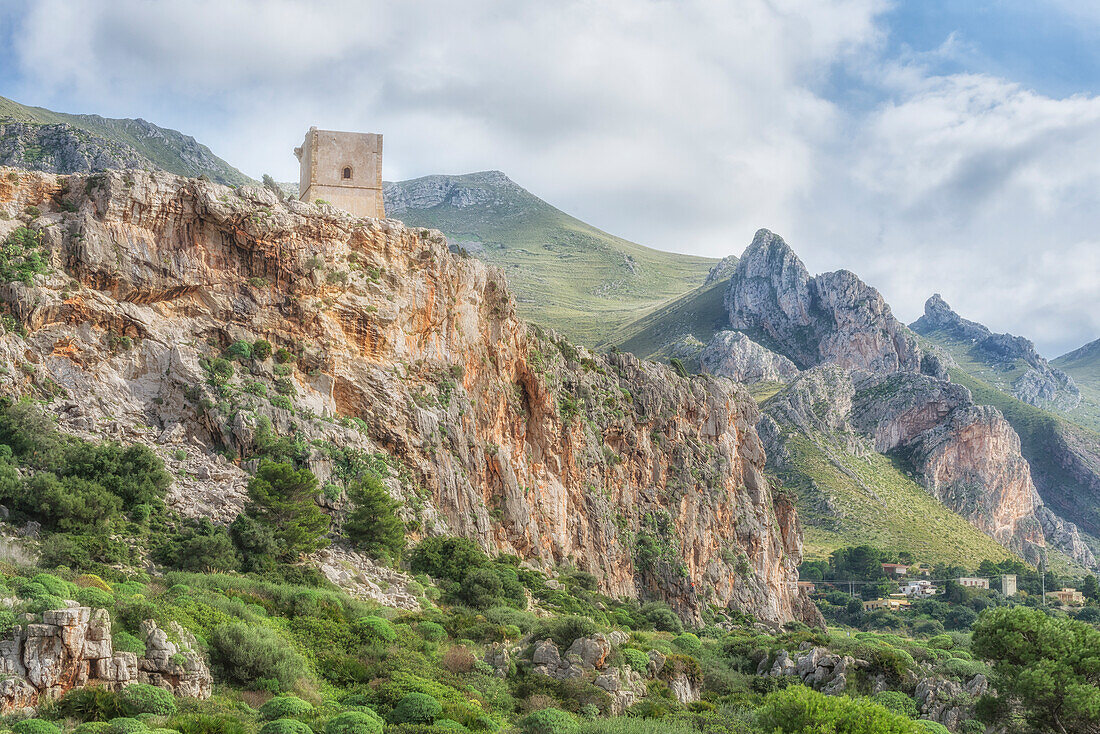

left=911, top=294, right=1080, bottom=411
left=724, top=229, right=922, bottom=374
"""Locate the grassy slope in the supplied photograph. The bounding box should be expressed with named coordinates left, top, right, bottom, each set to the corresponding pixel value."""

left=385, top=173, right=716, bottom=346
left=603, top=278, right=731, bottom=362
left=1054, top=338, right=1100, bottom=434
left=769, top=428, right=1016, bottom=566
left=0, top=95, right=253, bottom=186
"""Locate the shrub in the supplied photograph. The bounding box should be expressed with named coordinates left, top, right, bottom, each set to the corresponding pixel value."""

left=253, top=340, right=273, bottom=361
left=418, top=621, right=446, bottom=641
left=73, top=724, right=111, bottom=734
left=168, top=714, right=247, bottom=734
left=622, top=648, right=649, bottom=674
left=208, top=621, right=309, bottom=690
left=225, top=341, right=253, bottom=362
left=258, top=721, right=312, bottom=734
left=672, top=633, right=701, bottom=652
left=323, top=710, right=383, bottom=734
left=274, top=348, right=296, bottom=364
left=641, top=602, right=682, bottom=634
left=259, top=696, right=313, bottom=721
left=114, top=631, right=146, bottom=655
left=119, top=684, right=177, bottom=716
left=355, top=616, right=396, bottom=644
left=106, top=719, right=148, bottom=734
left=13, top=720, right=62, bottom=734
left=759, top=685, right=929, bottom=733
left=75, top=573, right=112, bottom=591
left=870, top=691, right=918, bottom=718
left=59, top=686, right=125, bottom=721
left=408, top=537, right=489, bottom=583
left=519, top=708, right=577, bottom=734
left=391, top=693, right=442, bottom=724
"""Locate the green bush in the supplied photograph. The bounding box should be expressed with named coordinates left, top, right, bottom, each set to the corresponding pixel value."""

left=323, top=710, right=383, bottom=734
left=355, top=616, right=396, bottom=644
left=258, top=721, right=312, bottom=734
left=253, top=340, right=273, bottom=361
left=259, top=696, right=314, bottom=721
left=870, top=691, right=918, bottom=718
left=76, top=586, right=114, bottom=608
left=759, top=685, right=930, bottom=733
left=622, top=648, right=649, bottom=674
left=391, top=693, right=442, bottom=724
left=519, top=708, right=578, bottom=734
left=106, top=718, right=148, bottom=734
left=530, top=616, right=599, bottom=650
left=225, top=341, right=253, bottom=362
left=168, top=714, right=247, bottom=734
left=13, top=720, right=62, bottom=734
left=208, top=621, right=310, bottom=690
left=73, top=724, right=112, bottom=734
left=114, top=631, right=146, bottom=655
left=672, top=633, right=701, bottom=652
left=59, top=686, right=124, bottom=722
left=119, top=684, right=176, bottom=717
left=418, top=621, right=447, bottom=641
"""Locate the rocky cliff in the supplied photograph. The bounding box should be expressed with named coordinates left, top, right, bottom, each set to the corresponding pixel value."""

left=0, top=167, right=817, bottom=628
left=0, top=122, right=151, bottom=177
left=723, top=229, right=922, bottom=374
left=911, top=294, right=1080, bottom=411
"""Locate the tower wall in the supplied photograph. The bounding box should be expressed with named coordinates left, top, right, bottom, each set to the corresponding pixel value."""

left=294, top=128, right=385, bottom=219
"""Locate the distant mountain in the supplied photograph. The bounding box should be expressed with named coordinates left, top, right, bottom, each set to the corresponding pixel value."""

left=0, top=95, right=253, bottom=186
left=911, top=294, right=1081, bottom=415
left=1055, top=338, right=1100, bottom=432
left=382, top=171, right=716, bottom=346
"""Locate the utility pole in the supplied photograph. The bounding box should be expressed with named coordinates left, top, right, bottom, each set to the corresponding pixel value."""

left=1041, top=554, right=1046, bottom=607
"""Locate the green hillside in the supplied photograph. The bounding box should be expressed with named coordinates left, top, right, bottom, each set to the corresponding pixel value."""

left=1055, top=338, right=1100, bottom=433
left=602, top=277, right=731, bottom=366
left=383, top=172, right=716, bottom=346
left=765, top=420, right=1017, bottom=567
left=0, top=95, right=253, bottom=186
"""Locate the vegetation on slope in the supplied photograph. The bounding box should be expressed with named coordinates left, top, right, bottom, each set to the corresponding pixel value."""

left=601, top=279, right=731, bottom=368
left=767, top=429, right=1016, bottom=567
left=383, top=172, right=715, bottom=346
left=0, top=95, right=253, bottom=186
left=1054, top=338, right=1100, bottom=434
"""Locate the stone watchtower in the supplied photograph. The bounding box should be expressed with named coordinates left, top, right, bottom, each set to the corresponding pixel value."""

left=294, top=127, right=385, bottom=219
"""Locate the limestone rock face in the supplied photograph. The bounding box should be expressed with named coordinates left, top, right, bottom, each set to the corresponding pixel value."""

left=0, top=606, right=211, bottom=714
left=700, top=331, right=799, bottom=384
left=528, top=634, right=645, bottom=713
left=763, top=366, right=1094, bottom=566
left=725, top=230, right=921, bottom=374
left=704, top=255, right=739, bottom=285
left=0, top=122, right=149, bottom=176
left=911, top=294, right=1080, bottom=411
left=913, top=673, right=989, bottom=730
left=0, top=168, right=816, bottom=627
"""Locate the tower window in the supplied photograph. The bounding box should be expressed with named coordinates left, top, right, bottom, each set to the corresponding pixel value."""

left=342, top=167, right=353, bottom=180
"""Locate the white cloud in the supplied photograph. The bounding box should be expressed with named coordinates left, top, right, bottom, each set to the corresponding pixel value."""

left=3, top=0, right=1098, bottom=355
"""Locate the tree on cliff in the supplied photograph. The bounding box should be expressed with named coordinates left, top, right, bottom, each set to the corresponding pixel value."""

left=972, top=606, right=1100, bottom=734
left=343, top=473, right=404, bottom=562
left=236, top=461, right=330, bottom=562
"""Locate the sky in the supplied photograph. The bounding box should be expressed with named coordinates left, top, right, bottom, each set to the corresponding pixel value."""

left=0, top=0, right=1097, bottom=357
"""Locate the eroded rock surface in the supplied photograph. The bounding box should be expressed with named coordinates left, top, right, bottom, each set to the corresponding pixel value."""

left=701, top=331, right=799, bottom=384
left=0, top=605, right=210, bottom=714
left=725, top=229, right=922, bottom=374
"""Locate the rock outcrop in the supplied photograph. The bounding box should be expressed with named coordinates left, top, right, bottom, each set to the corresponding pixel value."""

left=724, top=229, right=922, bottom=374
left=761, top=365, right=1096, bottom=566
left=0, top=168, right=817, bottom=627
left=0, top=606, right=211, bottom=714
left=527, top=633, right=646, bottom=714
left=0, top=122, right=149, bottom=177
left=700, top=331, right=799, bottom=384
left=911, top=294, right=1080, bottom=411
